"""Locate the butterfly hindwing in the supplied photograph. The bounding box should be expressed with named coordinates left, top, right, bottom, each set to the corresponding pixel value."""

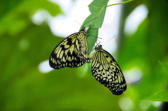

left=49, top=30, right=89, bottom=69
left=91, top=45, right=127, bottom=95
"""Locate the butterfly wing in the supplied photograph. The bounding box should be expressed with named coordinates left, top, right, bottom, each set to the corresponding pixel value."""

left=91, top=47, right=126, bottom=95
left=49, top=30, right=89, bottom=69
left=77, top=30, right=90, bottom=62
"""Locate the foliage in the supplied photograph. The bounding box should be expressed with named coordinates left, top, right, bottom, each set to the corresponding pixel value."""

left=82, top=0, right=109, bottom=52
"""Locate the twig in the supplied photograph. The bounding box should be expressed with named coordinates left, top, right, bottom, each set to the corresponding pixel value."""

left=107, top=0, right=133, bottom=7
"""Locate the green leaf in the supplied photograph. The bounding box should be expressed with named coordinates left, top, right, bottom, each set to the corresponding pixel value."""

left=82, top=0, right=109, bottom=52
left=87, top=27, right=98, bottom=53
left=82, top=0, right=109, bottom=28
left=145, top=90, right=168, bottom=102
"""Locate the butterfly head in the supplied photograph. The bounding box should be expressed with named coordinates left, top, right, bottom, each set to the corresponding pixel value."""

left=78, top=27, right=88, bottom=37
left=80, top=27, right=88, bottom=33
left=95, top=44, right=103, bottom=51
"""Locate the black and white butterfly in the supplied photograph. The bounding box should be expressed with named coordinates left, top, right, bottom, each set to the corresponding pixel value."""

left=49, top=29, right=90, bottom=69
left=91, top=45, right=127, bottom=95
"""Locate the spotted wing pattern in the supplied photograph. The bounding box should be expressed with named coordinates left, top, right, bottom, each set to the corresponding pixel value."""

left=91, top=45, right=127, bottom=95
left=49, top=30, right=90, bottom=69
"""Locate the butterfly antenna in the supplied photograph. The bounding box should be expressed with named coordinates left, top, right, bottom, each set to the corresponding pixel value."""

left=97, top=36, right=102, bottom=45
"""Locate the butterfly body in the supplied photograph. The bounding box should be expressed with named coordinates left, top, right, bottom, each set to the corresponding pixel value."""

left=91, top=45, right=127, bottom=95
left=49, top=30, right=90, bottom=69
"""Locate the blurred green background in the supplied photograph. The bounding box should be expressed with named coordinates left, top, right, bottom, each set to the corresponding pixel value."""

left=0, top=0, right=168, bottom=111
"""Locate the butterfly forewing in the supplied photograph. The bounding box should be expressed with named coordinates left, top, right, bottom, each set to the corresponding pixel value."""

left=91, top=45, right=127, bottom=95
left=77, top=31, right=89, bottom=60
left=49, top=30, right=89, bottom=69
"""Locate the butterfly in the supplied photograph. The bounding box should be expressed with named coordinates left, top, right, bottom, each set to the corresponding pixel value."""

left=91, top=45, right=127, bottom=95
left=49, top=29, right=90, bottom=69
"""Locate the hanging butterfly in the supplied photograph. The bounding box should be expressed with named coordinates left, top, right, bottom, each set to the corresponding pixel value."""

left=91, top=45, right=127, bottom=95
left=49, top=28, right=90, bottom=69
